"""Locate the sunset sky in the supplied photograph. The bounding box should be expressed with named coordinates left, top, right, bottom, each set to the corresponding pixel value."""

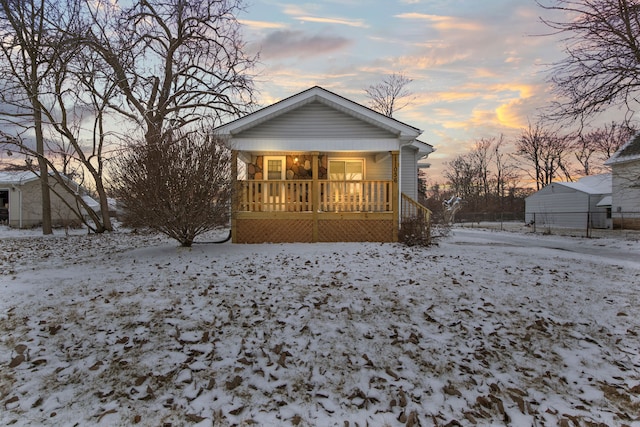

left=237, top=0, right=572, bottom=182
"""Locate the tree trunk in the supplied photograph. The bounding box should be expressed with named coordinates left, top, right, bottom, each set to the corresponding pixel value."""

left=33, top=96, right=52, bottom=234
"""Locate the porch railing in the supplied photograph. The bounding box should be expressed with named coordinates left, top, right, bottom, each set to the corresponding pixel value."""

left=236, top=180, right=392, bottom=212
left=400, top=193, right=432, bottom=244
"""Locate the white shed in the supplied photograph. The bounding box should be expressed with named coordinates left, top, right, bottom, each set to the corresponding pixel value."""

left=0, top=171, right=97, bottom=228
left=525, top=174, right=612, bottom=230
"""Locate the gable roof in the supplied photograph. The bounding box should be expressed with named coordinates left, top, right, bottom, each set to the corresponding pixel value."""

left=0, top=171, right=39, bottom=185
left=411, top=139, right=435, bottom=156
left=605, top=132, right=640, bottom=165
left=556, top=173, right=611, bottom=195
left=215, top=86, right=423, bottom=142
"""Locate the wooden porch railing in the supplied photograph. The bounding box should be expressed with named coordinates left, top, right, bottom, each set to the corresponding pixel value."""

left=236, top=180, right=392, bottom=212
left=400, top=193, right=432, bottom=244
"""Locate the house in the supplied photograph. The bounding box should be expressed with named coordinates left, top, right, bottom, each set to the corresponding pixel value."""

left=215, top=86, right=434, bottom=243
left=524, top=174, right=612, bottom=230
left=0, top=171, right=94, bottom=228
left=604, top=132, right=640, bottom=229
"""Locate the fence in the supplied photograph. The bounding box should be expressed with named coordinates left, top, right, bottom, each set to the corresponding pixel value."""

left=455, top=210, right=640, bottom=238
left=454, top=211, right=525, bottom=225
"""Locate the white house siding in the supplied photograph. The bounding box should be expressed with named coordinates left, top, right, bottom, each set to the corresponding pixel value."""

left=236, top=101, right=398, bottom=140
left=525, top=183, right=610, bottom=229
left=0, top=177, right=84, bottom=228
left=611, top=162, right=640, bottom=228
left=363, top=154, right=391, bottom=181
left=400, top=145, right=418, bottom=200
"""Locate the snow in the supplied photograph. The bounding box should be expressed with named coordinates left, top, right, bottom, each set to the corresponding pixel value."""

left=1, top=225, right=639, bottom=426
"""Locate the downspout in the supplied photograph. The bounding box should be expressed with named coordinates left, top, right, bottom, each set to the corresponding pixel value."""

left=18, top=186, right=23, bottom=229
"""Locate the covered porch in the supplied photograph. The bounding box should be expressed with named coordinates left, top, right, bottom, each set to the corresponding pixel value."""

left=231, top=151, right=400, bottom=243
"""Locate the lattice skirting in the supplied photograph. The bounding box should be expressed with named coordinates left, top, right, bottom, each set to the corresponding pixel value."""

left=318, top=219, right=394, bottom=242
left=235, top=218, right=395, bottom=243
left=235, top=219, right=314, bottom=243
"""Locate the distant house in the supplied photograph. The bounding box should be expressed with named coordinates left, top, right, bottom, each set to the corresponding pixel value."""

left=215, top=86, right=434, bottom=243
left=0, top=171, right=95, bottom=228
left=524, top=174, right=612, bottom=230
left=604, top=132, right=640, bottom=229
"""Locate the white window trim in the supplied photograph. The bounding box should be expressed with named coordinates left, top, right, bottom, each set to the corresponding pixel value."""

left=263, top=156, right=286, bottom=181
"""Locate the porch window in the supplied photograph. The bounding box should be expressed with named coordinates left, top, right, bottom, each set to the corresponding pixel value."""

left=329, top=160, right=363, bottom=181
left=267, top=159, right=284, bottom=180
left=328, top=159, right=364, bottom=210
left=264, top=156, right=286, bottom=210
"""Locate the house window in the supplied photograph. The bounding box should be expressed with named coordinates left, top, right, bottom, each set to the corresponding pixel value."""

left=328, top=160, right=364, bottom=210
left=267, top=159, right=284, bottom=180
left=329, top=160, right=363, bottom=181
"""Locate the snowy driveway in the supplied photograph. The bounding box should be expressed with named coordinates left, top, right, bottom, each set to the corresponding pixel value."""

left=450, top=227, right=640, bottom=265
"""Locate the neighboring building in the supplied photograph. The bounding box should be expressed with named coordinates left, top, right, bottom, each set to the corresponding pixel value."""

left=525, top=174, right=612, bottom=230
left=215, top=86, right=434, bottom=243
left=0, top=171, right=93, bottom=228
left=604, top=132, right=640, bottom=229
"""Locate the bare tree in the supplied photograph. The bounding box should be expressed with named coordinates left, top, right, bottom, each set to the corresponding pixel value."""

left=2, top=0, right=257, bottom=233
left=515, top=121, right=573, bottom=190
left=82, top=0, right=257, bottom=147
left=470, top=138, right=493, bottom=203
left=1, top=0, right=115, bottom=232
left=0, top=0, right=60, bottom=233
left=110, top=130, right=232, bottom=247
left=592, top=121, right=636, bottom=162
left=572, top=121, right=635, bottom=175
left=538, top=0, right=640, bottom=121
left=572, top=131, right=599, bottom=176
left=364, top=72, right=413, bottom=118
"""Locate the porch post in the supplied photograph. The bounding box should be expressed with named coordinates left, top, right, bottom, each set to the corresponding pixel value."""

left=312, top=151, right=319, bottom=242
left=391, top=151, right=399, bottom=242
left=231, top=150, right=238, bottom=243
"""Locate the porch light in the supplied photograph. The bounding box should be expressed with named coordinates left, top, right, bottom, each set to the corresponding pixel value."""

left=294, top=157, right=299, bottom=163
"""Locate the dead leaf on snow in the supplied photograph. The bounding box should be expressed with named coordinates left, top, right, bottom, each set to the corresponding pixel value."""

left=185, top=413, right=206, bottom=422
left=443, top=384, right=462, bottom=397
left=405, top=410, right=419, bottom=427
left=89, top=361, right=104, bottom=371
left=9, top=354, right=24, bottom=368
left=398, top=389, right=408, bottom=407
left=226, top=375, right=242, bottom=390
left=134, top=375, right=147, bottom=386
left=96, top=408, right=117, bottom=422
left=385, top=367, right=400, bottom=381
left=229, top=406, right=244, bottom=415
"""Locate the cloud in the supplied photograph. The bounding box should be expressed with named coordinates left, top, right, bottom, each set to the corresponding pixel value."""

left=394, top=13, right=484, bottom=32
left=294, top=15, right=368, bottom=28
left=281, top=3, right=367, bottom=28
left=259, top=30, right=351, bottom=59
left=238, top=19, right=287, bottom=30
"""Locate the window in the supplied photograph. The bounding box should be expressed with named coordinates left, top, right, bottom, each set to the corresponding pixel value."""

left=263, top=156, right=286, bottom=210
left=329, top=160, right=363, bottom=181
left=328, top=159, right=364, bottom=210
left=267, top=159, right=284, bottom=180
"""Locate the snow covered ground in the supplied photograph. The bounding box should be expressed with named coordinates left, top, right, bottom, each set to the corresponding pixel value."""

left=1, top=225, right=639, bottom=426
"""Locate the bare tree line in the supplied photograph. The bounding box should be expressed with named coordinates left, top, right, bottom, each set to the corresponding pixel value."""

left=420, top=120, right=634, bottom=219
left=0, top=0, right=256, bottom=235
